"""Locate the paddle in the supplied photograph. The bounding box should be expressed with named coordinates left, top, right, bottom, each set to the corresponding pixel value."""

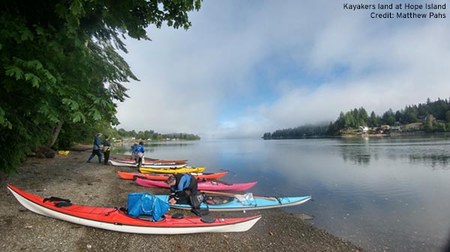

left=200, top=190, right=279, bottom=201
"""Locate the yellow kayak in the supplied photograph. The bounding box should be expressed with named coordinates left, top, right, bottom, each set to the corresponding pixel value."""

left=139, top=166, right=206, bottom=174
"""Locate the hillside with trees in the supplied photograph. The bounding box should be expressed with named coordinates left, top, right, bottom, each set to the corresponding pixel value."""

left=0, top=1, right=202, bottom=174
left=263, top=98, right=450, bottom=139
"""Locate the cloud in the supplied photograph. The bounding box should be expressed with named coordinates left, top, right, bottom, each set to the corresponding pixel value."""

left=116, top=0, right=450, bottom=138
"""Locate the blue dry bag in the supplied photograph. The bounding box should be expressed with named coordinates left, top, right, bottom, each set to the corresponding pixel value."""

left=127, top=192, right=169, bottom=221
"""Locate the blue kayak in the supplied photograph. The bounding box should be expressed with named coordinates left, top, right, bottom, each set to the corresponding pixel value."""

left=156, top=193, right=311, bottom=212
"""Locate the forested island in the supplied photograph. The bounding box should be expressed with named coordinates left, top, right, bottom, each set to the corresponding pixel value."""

left=263, top=98, right=450, bottom=139
left=112, top=128, right=200, bottom=141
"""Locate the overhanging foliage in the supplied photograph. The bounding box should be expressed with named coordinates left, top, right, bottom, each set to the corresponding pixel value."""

left=0, top=0, right=202, bottom=174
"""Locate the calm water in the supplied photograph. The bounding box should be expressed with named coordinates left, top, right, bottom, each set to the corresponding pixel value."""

left=119, top=136, right=450, bottom=251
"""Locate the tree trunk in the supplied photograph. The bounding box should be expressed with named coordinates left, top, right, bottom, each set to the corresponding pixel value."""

left=48, top=121, right=64, bottom=147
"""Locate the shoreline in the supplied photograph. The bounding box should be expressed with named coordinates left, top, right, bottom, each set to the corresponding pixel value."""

left=0, top=150, right=361, bottom=251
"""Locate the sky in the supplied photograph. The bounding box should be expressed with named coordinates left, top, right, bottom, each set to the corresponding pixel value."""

left=116, top=0, right=450, bottom=139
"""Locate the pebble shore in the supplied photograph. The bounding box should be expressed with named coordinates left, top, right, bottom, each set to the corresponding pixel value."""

left=0, top=149, right=362, bottom=251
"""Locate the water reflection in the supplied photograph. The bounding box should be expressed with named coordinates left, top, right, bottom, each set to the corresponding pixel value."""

left=338, top=137, right=450, bottom=170
left=409, top=154, right=450, bottom=170
left=114, top=138, right=450, bottom=251
left=340, top=147, right=371, bottom=165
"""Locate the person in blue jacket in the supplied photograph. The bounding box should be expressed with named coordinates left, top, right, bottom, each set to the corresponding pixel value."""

left=134, top=141, right=145, bottom=167
left=87, top=133, right=102, bottom=163
left=166, top=174, right=198, bottom=205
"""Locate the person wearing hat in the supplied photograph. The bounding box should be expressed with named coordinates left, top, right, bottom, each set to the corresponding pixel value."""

left=87, top=133, right=103, bottom=163
left=166, top=174, right=198, bottom=205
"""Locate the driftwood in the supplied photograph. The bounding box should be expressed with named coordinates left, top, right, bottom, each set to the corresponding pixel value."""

left=31, top=146, right=56, bottom=158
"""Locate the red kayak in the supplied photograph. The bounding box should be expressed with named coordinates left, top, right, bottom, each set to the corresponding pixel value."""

left=7, top=184, right=261, bottom=234
left=117, top=171, right=228, bottom=181
left=135, top=177, right=257, bottom=191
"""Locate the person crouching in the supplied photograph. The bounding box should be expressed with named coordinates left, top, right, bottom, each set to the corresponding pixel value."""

left=166, top=174, right=198, bottom=205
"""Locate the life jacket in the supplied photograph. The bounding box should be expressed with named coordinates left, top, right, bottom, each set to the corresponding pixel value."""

left=173, top=174, right=198, bottom=193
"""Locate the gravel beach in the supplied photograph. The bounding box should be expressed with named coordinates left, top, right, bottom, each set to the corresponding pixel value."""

left=0, top=149, right=361, bottom=252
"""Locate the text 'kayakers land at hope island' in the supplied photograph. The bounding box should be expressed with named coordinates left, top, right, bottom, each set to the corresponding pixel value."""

left=342, top=2, right=447, bottom=19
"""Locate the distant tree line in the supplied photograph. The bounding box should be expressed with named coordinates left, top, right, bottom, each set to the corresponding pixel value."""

left=113, top=128, right=200, bottom=141
left=263, top=98, right=450, bottom=139
left=262, top=124, right=329, bottom=139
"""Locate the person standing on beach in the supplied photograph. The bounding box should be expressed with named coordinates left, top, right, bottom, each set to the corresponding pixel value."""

left=135, top=141, right=145, bottom=167
left=102, top=135, right=111, bottom=165
left=87, top=133, right=102, bottom=163
left=131, top=143, right=138, bottom=161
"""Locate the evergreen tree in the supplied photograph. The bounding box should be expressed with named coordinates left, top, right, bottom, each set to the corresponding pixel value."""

left=382, top=109, right=396, bottom=125
left=368, top=111, right=379, bottom=127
